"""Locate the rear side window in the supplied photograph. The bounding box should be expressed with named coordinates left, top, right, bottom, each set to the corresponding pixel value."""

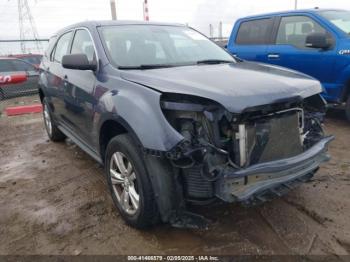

left=0, top=60, right=14, bottom=72
left=71, top=29, right=96, bottom=63
left=11, top=60, right=35, bottom=71
left=276, top=16, right=326, bottom=49
left=46, top=36, right=57, bottom=59
left=53, top=31, right=73, bottom=63
left=235, top=18, right=273, bottom=45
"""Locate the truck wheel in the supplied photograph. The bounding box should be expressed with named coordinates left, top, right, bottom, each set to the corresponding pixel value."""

left=346, top=96, right=350, bottom=122
left=105, top=134, right=159, bottom=228
left=43, top=98, right=66, bottom=142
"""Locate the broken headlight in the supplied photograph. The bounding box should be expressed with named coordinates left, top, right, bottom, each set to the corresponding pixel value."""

left=160, top=93, right=231, bottom=180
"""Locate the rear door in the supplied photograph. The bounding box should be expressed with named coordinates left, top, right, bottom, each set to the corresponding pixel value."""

left=63, top=28, right=97, bottom=145
left=266, top=15, right=337, bottom=87
left=228, top=17, right=274, bottom=63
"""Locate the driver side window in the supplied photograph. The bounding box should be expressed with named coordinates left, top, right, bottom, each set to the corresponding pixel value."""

left=71, top=29, right=96, bottom=63
left=276, top=16, right=326, bottom=49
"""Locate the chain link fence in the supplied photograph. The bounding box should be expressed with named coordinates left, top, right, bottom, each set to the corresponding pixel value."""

left=0, top=39, right=48, bottom=56
left=0, top=40, right=47, bottom=118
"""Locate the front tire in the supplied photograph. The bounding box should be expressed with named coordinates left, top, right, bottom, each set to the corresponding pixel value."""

left=43, top=98, right=66, bottom=142
left=105, top=134, right=159, bottom=228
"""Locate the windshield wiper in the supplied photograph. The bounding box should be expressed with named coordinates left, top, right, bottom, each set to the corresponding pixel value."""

left=118, top=64, right=177, bottom=70
left=196, top=59, right=233, bottom=65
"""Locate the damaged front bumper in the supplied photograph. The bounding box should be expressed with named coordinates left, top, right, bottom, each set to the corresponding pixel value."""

left=215, top=136, right=334, bottom=204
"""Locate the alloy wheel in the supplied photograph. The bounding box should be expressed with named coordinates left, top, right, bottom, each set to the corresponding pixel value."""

left=43, top=104, right=52, bottom=136
left=110, top=152, right=140, bottom=215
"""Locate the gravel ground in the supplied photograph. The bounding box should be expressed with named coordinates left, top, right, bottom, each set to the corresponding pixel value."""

left=0, top=97, right=349, bottom=257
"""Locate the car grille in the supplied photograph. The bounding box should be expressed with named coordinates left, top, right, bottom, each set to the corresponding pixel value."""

left=244, top=110, right=303, bottom=166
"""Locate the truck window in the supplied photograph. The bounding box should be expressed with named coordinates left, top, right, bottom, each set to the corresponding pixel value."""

left=235, top=18, right=273, bottom=45
left=276, top=16, right=326, bottom=49
left=320, top=10, right=350, bottom=34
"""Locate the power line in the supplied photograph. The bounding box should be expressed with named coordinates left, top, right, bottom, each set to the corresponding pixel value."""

left=17, top=0, right=43, bottom=53
left=143, top=0, right=149, bottom=21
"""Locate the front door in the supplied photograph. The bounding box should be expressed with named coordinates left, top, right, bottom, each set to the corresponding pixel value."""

left=63, top=28, right=97, bottom=145
left=266, top=15, right=337, bottom=94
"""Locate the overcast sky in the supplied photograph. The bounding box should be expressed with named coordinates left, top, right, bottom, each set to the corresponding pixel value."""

left=0, top=0, right=350, bottom=53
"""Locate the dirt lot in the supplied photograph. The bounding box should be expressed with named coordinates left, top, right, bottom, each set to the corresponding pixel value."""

left=0, top=97, right=350, bottom=257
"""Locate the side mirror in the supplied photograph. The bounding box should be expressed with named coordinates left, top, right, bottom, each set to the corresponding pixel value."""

left=305, top=32, right=331, bottom=49
left=62, top=54, right=97, bottom=71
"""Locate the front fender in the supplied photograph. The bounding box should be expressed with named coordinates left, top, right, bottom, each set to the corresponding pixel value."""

left=94, top=77, right=184, bottom=152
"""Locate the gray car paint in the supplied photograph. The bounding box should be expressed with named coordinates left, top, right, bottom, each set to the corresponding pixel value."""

left=38, top=21, right=332, bottom=225
left=39, top=20, right=323, bottom=156
left=120, top=62, right=322, bottom=113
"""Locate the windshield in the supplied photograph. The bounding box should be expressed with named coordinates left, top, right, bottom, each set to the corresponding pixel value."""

left=320, top=10, right=350, bottom=34
left=98, top=25, right=235, bottom=68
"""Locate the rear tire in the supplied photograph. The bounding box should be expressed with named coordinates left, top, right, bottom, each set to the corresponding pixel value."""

left=105, top=134, right=159, bottom=228
left=43, top=97, right=66, bottom=142
left=345, top=96, right=350, bottom=122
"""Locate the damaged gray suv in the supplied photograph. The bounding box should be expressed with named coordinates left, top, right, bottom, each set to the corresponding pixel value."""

left=38, top=21, right=333, bottom=228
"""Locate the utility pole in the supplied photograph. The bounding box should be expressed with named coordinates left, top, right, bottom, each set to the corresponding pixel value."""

left=17, top=0, right=42, bottom=53
left=209, top=24, right=214, bottom=38
left=143, top=0, right=149, bottom=21
left=294, top=0, right=298, bottom=10
left=218, top=21, right=223, bottom=39
left=110, top=0, right=117, bottom=20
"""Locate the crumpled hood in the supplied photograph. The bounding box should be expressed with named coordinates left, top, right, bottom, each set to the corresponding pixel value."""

left=120, top=61, right=322, bottom=113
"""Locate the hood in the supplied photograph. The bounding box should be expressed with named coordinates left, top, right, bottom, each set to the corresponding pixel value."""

left=120, top=61, right=322, bottom=113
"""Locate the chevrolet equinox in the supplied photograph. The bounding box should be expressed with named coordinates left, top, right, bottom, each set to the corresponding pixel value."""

left=38, top=21, right=333, bottom=228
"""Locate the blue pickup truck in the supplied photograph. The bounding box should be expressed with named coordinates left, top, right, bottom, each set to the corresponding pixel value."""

left=227, top=9, right=350, bottom=120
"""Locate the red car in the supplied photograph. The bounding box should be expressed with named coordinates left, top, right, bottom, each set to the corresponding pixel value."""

left=0, top=57, right=39, bottom=100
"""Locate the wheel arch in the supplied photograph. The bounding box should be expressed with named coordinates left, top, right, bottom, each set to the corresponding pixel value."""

left=98, top=115, right=143, bottom=163
left=98, top=115, right=183, bottom=223
left=340, top=78, right=350, bottom=102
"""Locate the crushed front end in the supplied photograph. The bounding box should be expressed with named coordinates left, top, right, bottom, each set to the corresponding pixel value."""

left=161, top=93, right=333, bottom=205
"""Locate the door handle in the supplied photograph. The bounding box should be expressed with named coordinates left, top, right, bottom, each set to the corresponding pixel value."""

left=268, top=54, right=280, bottom=59
left=63, top=75, right=68, bottom=87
